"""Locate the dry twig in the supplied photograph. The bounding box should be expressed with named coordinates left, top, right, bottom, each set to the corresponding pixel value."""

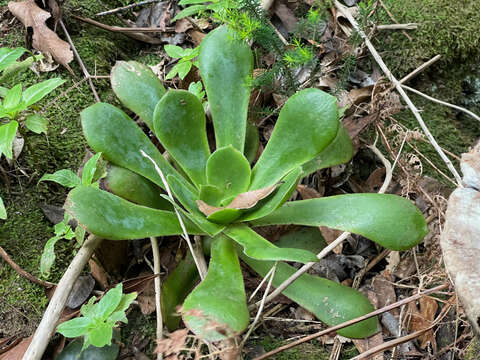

left=150, top=236, right=163, bottom=360
left=95, top=0, right=161, bottom=16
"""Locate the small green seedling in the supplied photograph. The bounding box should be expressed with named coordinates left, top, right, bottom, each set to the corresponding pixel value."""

left=57, top=283, right=137, bottom=351
left=172, top=0, right=238, bottom=22
left=39, top=153, right=103, bottom=276
left=164, top=45, right=199, bottom=80
left=64, top=26, right=427, bottom=342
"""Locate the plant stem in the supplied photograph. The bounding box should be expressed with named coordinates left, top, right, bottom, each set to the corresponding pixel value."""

left=23, top=235, right=102, bottom=360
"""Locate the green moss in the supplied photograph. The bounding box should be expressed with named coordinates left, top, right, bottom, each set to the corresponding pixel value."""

left=465, top=337, right=480, bottom=360
left=374, top=0, right=480, bottom=76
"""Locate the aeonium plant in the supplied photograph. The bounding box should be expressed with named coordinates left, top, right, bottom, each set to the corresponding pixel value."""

left=65, top=26, right=427, bottom=342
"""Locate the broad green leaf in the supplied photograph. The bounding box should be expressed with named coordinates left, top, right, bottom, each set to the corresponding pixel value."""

left=0, top=55, right=40, bottom=83
left=57, top=317, right=92, bottom=337
left=241, top=167, right=302, bottom=222
left=199, top=25, right=253, bottom=151
left=183, top=235, right=249, bottom=341
left=224, top=224, right=318, bottom=263
left=3, top=84, right=22, bottom=111
left=302, top=125, right=353, bottom=176
left=0, top=196, right=6, bottom=220
left=206, top=207, right=242, bottom=224
left=81, top=297, right=97, bottom=318
left=96, top=284, right=123, bottom=320
left=154, top=90, right=210, bottom=187
left=252, top=194, right=428, bottom=251
left=199, top=184, right=224, bottom=207
left=0, top=47, right=26, bottom=72
left=172, top=4, right=208, bottom=21
left=162, top=252, right=200, bottom=330
left=166, top=61, right=192, bottom=80
left=241, top=255, right=378, bottom=338
left=104, top=164, right=171, bottom=210
left=188, top=81, right=205, bottom=100
left=250, top=88, right=339, bottom=189
left=206, top=146, right=251, bottom=204
left=39, top=169, right=81, bottom=188
left=111, top=61, right=166, bottom=130
left=40, top=235, right=62, bottom=277
left=114, top=292, right=137, bottom=313
left=82, top=152, right=102, bottom=185
left=276, top=227, right=327, bottom=254
left=244, top=122, right=259, bottom=163
left=164, top=45, right=188, bottom=58
left=22, top=78, right=65, bottom=107
left=81, top=103, right=178, bottom=190
left=0, top=120, right=18, bottom=160
left=66, top=186, right=202, bottom=240
left=56, top=335, right=119, bottom=360
left=25, top=114, right=48, bottom=134
left=88, top=323, right=113, bottom=348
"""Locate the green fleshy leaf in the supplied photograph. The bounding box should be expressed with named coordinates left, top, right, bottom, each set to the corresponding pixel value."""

left=0, top=47, right=26, bottom=72
left=22, top=78, right=65, bottom=107
left=241, top=255, right=379, bottom=338
left=0, top=86, right=7, bottom=97
left=95, top=283, right=123, bottom=320
left=39, top=169, right=81, bottom=188
left=276, top=227, right=327, bottom=254
left=0, top=196, right=6, bottom=220
left=65, top=186, right=202, bottom=240
left=183, top=235, right=249, bottom=341
left=56, top=334, right=119, bottom=360
left=81, top=103, right=178, bottom=190
left=0, top=120, right=18, bottom=160
left=25, top=114, right=48, bottom=134
left=224, top=224, right=318, bottom=263
left=199, top=184, right=224, bottom=207
left=172, top=4, right=208, bottom=21
left=88, top=323, right=113, bottom=348
left=154, top=90, right=210, bottom=187
left=104, top=164, right=171, bottom=210
left=241, top=167, right=302, bottom=222
left=111, top=61, right=166, bottom=130
left=206, top=146, right=251, bottom=203
left=114, top=292, right=137, bottom=314
left=162, top=252, right=200, bottom=330
left=252, top=194, right=428, bottom=251
left=166, top=61, right=192, bottom=80
left=57, top=317, right=92, bottom=338
left=302, top=125, right=353, bottom=176
left=188, top=81, right=205, bottom=101
left=250, top=88, right=339, bottom=189
left=0, top=55, right=39, bottom=83
left=244, top=122, right=259, bottom=163
left=82, top=153, right=102, bottom=185
left=206, top=208, right=243, bottom=224
left=199, top=25, right=253, bottom=151
left=3, top=84, right=23, bottom=111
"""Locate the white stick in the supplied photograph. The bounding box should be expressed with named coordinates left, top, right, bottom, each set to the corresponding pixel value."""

left=150, top=236, right=163, bottom=360
left=23, top=235, right=103, bottom=360
left=140, top=150, right=206, bottom=280
left=334, top=0, right=462, bottom=186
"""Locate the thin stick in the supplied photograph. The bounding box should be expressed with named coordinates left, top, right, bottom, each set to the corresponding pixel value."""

left=241, top=262, right=277, bottom=347
left=252, top=284, right=448, bottom=360
left=399, top=55, right=441, bottom=85
left=378, top=0, right=411, bottom=40
left=23, top=235, right=103, bottom=360
left=140, top=150, right=206, bottom=280
left=58, top=20, right=100, bottom=102
left=366, top=143, right=392, bottom=194
left=150, top=237, right=163, bottom=360
left=0, top=246, right=55, bottom=288
left=95, top=0, right=160, bottom=16
left=402, top=84, right=480, bottom=122
left=72, top=15, right=172, bottom=33
left=334, top=0, right=462, bottom=185
left=376, top=23, right=418, bottom=30
left=249, top=264, right=276, bottom=302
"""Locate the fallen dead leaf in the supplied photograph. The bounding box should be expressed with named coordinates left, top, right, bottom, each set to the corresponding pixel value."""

left=89, top=256, right=109, bottom=290
left=407, top=296, right=438, bottom=350
left=348, top=85, right=373, bottom=105
left=154, top=329, right=188, bottom=357
left=273, top=1, right=297, bottom=33
left=196, top=184, right=279, bottom=216
left=8, top=0, right=73, bottom=72
left=371, top=272, right=396, bottom=310
left=0, top=336, right=32, bottom=360
left=138, top=294, right=156, bottom=315
left=318, top=226, right=343, bottom=254
left=297, top=184, right=321, bottom=200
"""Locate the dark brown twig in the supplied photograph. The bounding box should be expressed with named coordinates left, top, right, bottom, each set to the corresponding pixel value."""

left=0, top=245, right=55, bottom=288
left=58, top=19, right=100, bottom=102
left=252, top=284, right=449, bottom=360
left=95, top=0, right=161, bottom=16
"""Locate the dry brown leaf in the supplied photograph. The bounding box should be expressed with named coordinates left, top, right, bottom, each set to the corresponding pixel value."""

left=365, top=167, right=386, bottom=193
left=196, top=184, right=279, bottom=216
left=407, top=297, right=438, bottom=350
left=273, top=2, right=297, bottom=33
left=297, top=184, right=321, bottom=200
left=371, top=273, right=396, bottom=310
left=8, top=0, right=73, bottom=72
left=154, top=329, right=188, bottom=357
left=89, top=256, right=109, bottom=290
left=137, top=294, right=156, bottom=315
left=0, top=336, right=32, bottom=360
left=342, top=113, right=377, bottom=139
left=318, top=226, right=343, bottom=254
left=348, top=86, right=373, bottom=105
